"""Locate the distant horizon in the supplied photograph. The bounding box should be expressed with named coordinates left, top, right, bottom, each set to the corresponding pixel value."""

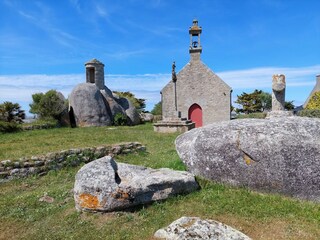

left=2, top=64, right=319, bottom=116
left=1, top=1, right=319, bottom=115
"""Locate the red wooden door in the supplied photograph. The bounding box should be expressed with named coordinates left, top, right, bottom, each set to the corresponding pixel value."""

left=188, top=104, right=203, bottom=127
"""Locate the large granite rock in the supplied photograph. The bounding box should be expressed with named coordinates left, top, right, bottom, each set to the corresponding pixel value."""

left=140, top=112, right=154, bottom=122
left=99, top=87, right=127, bottom=118
left=114, top=95, right=141, bottom=125
left=53, top=91, right=70, bottom=126
left=74, top=156, right=199, bottom=212
left=154, top=216, right=251, bottom=240
left=69, top=84, right=141, bottom=127
left=69, top=83, right=112, bottom=127
left=176, top=116, right=320, bottom=201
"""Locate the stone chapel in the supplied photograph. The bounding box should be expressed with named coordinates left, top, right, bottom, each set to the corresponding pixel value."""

left=161, top=20, right=232, bottom=128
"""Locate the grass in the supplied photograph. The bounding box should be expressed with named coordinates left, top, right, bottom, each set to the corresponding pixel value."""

left=0, top=123, right=319, bottom=239
left=235, top=112, right=267, bottom=119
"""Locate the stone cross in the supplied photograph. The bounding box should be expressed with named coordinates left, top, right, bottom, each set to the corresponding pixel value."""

left=272, top=74, right=286, bottom=111
left=172, top=61, right=177, bottom=83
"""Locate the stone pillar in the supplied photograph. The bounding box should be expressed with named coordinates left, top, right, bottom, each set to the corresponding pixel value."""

left=272, top=74, right=286, bottom=111
left=267, top=74, right=293, bottom=118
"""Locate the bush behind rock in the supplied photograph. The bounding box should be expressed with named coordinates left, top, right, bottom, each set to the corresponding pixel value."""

left=297, top=109, right=320, bottom=118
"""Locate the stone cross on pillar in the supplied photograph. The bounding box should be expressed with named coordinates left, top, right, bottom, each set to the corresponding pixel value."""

left=272, top=74, right=286, bottom=111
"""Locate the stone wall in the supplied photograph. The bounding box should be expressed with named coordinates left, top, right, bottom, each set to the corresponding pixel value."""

left=0, top=142, right=145, bottom=182
left=22, top=123, right=57, bottom=131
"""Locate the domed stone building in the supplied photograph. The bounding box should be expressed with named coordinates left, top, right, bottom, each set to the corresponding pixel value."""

left=69, top=59, right=140, bottom=127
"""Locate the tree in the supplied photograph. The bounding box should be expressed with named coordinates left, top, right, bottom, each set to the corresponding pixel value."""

left=29, top=90, right=67, bottom=120
left=0, top=101, right=25, bottom=123
left=151, top=101, right=162, bottom=115
left=285, top=101, right=295, bottom=110
left=306, top=91, right=320, bottom=110
left=259, top=91, right=272, bottom=111
left=113, top=91, right=146, bottom=112
left=29, top=93, right=44, bottom=116
left=235, top=90, right=264, bottom=114
left=235, top=89, right=294, bottom=113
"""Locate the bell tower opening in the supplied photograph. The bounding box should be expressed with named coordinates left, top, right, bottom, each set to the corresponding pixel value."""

left=189, top=19, right=202, bottom=54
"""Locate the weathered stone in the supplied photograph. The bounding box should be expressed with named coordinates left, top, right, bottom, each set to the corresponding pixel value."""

left=115, top=96, right=141, bottom=125
left=111, top=146, right=122, bottom=155
left=176, top=116, right=320, bottom=201
left=154, top=216, right=251, bottom=240
left=74, top=156, right=199, bottom=212
left=0, top=171, right=9, bottom=178
left=1, top=160, right=11, bottom=166
left=39, top=193, right=55, bottom=203
left=55, top=91, right=70, bottom=126
left=34, top=161, right=44, bottom=167
left=69, top=59, right=141, bottom=127
left=0, top=142, right=145, bottom=182
left=23, top=162, right=34, bottom=167
left=154, top=118, right=195, bottom=133
left=13, top=161, right=21, bottom=168
left=100, top=87, right=127, bottom=118
left=69, top=83, right=112, bottom=127
left=266, top=110, right=293, bottom=118
left=140, top=112, right=154, bottom=122
left=9, top=168, right=20, bottom=176
left=267, top=74, right=293, bottom=118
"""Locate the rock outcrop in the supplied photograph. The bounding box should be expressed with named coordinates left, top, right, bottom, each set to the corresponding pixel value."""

left=69, top=59, right=141, bottom=127
left=113, top=94, right=141, bottom=125
left=74, top=156, right=199, bottom=212
left=154, top=216, right=251, bottom=240
left=69, top=83, right=142, bottom=127
left=176, top=116, right=320, bottom=201
left=69, top=83, right=112, bottom=127
left=140, top=112, right=154, bottom=122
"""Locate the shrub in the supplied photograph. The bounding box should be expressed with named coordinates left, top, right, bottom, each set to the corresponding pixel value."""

left=305, top=91, right=320, bottom=110
left=22, top=118, right=59, bottom=130
left=30, top=90, right=67, bottom=122
left=0, top=121, right=22, bottom=133
left=297, top=109, right=320, bottom=118
left=113, top=113, right=128, bottom=126
left=151, top=101, right=162, bottom=115
left=0, top=101, right=25, bottom=123
left=236, top=112, right=267, bottom=119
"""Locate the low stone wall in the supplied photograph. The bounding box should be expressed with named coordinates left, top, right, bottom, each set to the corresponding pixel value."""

left=22, top=124, right=57, bottom=131
left=0, top=142, right=145, bottom=182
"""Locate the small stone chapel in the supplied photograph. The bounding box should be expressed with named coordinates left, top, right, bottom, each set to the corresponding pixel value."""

left=161, top=19, right=232, bottom=128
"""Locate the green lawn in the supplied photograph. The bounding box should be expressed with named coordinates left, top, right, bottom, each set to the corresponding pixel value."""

left=0, top=123, right=319, bottom=239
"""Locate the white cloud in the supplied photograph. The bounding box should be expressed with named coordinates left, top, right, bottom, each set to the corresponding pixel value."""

left=220, top=65, right=320, bottom=89
left=1, top=65, right=319, bottom=115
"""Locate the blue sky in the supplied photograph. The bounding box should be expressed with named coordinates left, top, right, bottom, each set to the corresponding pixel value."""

left=0, top=0, right=319, bottom=114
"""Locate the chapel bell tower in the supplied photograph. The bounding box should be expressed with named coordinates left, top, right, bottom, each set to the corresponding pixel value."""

left=189, top=19, right=202, bottom=55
